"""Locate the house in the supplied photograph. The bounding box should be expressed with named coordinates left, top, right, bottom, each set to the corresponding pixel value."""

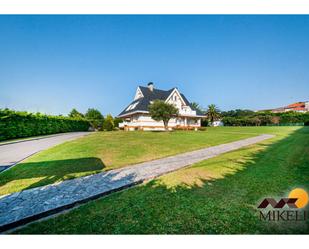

left=211, top=120, right=224, bottom=127
left=270, top=107, right=286, bottom=113
left=260, top=101, right=309, bottom=113
left=284, top=102, right=308, bottom=112
left=117, top=82, right=206, bottom=131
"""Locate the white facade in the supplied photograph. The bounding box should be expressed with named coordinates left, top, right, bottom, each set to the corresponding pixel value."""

left=119, top=114, right=201, bottom=131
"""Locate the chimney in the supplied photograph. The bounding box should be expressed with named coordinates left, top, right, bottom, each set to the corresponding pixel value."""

left=147, top=82, right=154, bottom=91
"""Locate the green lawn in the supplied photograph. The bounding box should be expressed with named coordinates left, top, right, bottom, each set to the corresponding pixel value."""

left=14, top=126, right=309, bottom=234
left=0, top=129, right=256, bottom=196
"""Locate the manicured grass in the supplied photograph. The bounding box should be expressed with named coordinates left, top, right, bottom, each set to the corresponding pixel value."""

left=14, top=126, right=309, bottom=234
left=0, top=129, right=256, bottom=196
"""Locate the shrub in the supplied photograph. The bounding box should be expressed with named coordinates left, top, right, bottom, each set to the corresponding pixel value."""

left=113, top=117, right=123, bottom=128
left=201, top=119, right=209, bottom=127
left=0, top=108, right=90, bottom=141
left=102, top=114, right=114, bottom=131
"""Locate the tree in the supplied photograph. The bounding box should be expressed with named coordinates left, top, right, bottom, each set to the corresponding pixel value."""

left=251, top=117, right=261, bottom=126
left=85, top=108, right=104, bottom=130
left=190, top=102, right=204, bottom=113
left=221, top=109, right=255, bottom=117
left=259, top=115, right=272, bottom=126
left=149, top=100, right=179, bottom=131
left=68, top=108, right=84, bottom=119
left=103, top=114, right=114, bottom=131
left=206, top=104, right=220, bottom=124
left=270, top=116, right=280, bottom=125
left=113, top=117, right=123, bottom=129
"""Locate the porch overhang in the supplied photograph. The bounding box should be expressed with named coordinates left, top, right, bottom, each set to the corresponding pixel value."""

left=117, top=110, right=149, bottom=119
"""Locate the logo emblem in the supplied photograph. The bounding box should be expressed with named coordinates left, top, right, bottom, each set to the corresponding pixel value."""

left=257, top=188, right=308, bottom=221
left=258, top=188, right=308, bottom=209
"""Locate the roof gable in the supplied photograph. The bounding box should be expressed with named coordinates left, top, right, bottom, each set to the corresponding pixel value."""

left=165, top=88, right=187, bottom=106
left=133, top=87, right=144, bottom=100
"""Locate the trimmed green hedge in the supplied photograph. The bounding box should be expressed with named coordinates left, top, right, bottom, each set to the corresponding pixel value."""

left=0, top=109, right=90, bottom=141
left=222, top=112, right=309, bottom=126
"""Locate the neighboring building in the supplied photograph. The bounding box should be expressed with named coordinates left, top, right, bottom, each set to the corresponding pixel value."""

left=211, top=120, right=224, bottom=127
left=284, top=102, right=308, bottom=112
left=117, top=82, right=206, bottom=131
left=260, top=101, right=309, bottom=113
left=270, top=107, right=286, bottom=113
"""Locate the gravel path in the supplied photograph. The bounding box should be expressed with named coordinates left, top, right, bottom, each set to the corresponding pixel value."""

left=0, top=132, right=91, bottom=172
left=0, top=134, right=274, bottom=232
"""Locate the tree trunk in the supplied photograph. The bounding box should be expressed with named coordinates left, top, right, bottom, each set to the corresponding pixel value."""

left=163, top=120, right=169, bottom=131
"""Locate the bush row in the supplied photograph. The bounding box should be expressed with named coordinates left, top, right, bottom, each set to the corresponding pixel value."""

left=221, top=112, right=309, bottom=126
left=0, top=109, right=90, bottom=141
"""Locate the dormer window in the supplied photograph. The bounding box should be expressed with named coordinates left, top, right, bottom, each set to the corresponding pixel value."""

left=126, top=101, right=139, bottom=111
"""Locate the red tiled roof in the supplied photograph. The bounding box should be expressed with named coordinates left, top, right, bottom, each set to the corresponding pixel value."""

left=261, top=101, right=308, bottom=113
left=286, top=102, right=305, bottom=108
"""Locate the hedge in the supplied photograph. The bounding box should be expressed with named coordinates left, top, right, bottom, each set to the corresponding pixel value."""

left=221, top=112, right=309, bottom=126
left=0, top=109, right=90, bottom=141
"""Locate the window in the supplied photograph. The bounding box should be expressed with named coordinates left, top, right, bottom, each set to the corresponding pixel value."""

left=131, top=102, right=138, bottom=109
left=126, top=101, right=139, bottom=111
left=126, top=105, right=133, bottom=111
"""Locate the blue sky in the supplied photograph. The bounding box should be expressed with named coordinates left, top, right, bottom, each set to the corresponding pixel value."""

left=0, top=15, right=309, bottom=116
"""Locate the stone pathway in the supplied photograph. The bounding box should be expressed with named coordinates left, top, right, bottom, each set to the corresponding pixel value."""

left=0, top=134, right=274, bottom=232
left=0, top=132, right=91, bottom=172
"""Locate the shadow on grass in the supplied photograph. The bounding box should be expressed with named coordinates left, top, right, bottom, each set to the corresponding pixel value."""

left=15, top=127, right=309, bottom=234
left=0, top=157, right=105, bottom=193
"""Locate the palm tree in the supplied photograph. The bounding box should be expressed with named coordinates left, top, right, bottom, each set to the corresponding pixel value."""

left=190, top=102, right=204, bottom=113
left=206, top=104, right=220, bottom=124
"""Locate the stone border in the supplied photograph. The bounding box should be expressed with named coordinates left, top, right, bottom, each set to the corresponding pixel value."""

left=0, top=181, right=142, bottom=233
left=0, top=134, right=274, bottom=233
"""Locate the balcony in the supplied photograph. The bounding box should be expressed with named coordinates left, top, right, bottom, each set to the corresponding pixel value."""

left=179, top=109, right=196, bottom=116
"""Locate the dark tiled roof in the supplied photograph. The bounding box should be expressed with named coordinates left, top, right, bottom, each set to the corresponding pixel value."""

left=118, top=86, right=205, bottom=117
left=139, top=86, right=174, bottom=101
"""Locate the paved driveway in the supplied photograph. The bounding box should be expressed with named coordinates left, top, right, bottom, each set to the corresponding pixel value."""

left=0, top=132, right=91, bottom=172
